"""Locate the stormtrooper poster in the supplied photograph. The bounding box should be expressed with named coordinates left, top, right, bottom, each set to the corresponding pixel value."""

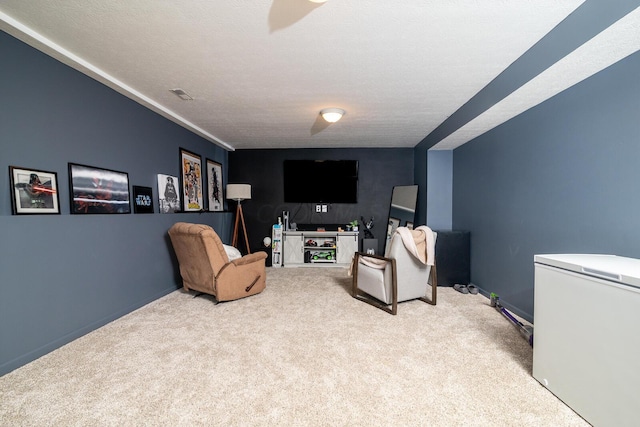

left=157, top=174, right=180, bottom=213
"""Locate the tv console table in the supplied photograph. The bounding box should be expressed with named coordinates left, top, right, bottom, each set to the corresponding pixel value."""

left=282, top=230, right=358, bottom=267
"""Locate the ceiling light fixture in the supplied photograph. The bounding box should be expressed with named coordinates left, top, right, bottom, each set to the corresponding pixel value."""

left=308, top=0, right=329, bottom=3
left=169, top=88, right=193, bottom=101
left=320, top=108, right=345, bottom=123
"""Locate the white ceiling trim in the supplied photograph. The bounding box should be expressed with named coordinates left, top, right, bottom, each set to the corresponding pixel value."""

left=0, top=11, right=234, bottom=151
left=431, top=6, right=640, bottom=151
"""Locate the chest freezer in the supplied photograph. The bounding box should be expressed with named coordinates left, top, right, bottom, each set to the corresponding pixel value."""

left=533, top=254, right=640, bottom=427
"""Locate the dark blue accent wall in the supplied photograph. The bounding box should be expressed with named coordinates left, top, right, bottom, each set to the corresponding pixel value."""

left=0, top=31, right=231, bottom=375
left=453, top=52, right=640, bottom=322
left=229, top=148, right=414, bottom=256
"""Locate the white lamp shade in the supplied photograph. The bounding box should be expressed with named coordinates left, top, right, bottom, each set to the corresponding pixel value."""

left=226, top=184, right=251, bottom=201
left=320, top=108, right=345, bottom=123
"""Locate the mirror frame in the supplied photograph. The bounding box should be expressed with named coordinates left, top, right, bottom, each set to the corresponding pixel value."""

left=385, top=185, right=418, bottom=254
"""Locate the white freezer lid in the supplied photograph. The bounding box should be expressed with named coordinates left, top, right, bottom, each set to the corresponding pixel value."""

left=535, top=254, right=640, bottom=289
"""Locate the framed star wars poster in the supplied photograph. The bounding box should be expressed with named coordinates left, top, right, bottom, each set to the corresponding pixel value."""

left=9, top=166, right=60, bottom=215
left=206, top=159, right=224, bottom=212
left=133, top=185, right=154, bottom=214
left=68, top=163, right=131, bottom=214
left=179, top=148, right=203, bottom=212
left=157, top=174, right=180, bottom=213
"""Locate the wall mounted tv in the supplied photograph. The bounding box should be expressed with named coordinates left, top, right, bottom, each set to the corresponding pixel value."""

left=283, top=160, right=358, bottom=203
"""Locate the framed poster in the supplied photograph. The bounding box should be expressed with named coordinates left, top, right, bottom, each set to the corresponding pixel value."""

left=133, top=186, right=154, bottom=214
left=9, top=166, right=60, bottom=214
left=180, top=148, right=204, bottom=212
left=206, top=159, right=224, bottom=211
left=157, top=174, right=180, bottom=213
left=68, top=163, right=131, bottom=214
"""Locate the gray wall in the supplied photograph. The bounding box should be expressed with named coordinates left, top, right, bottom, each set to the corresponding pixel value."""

left=413, top=144, right=428, bottom=226
left=426, top=150, right=453, bottom=230
left=453, top=51, right=640, bottom=322
left=0, top=31, right=231, bottom=375
left=229, top=148, right=414, bottom=256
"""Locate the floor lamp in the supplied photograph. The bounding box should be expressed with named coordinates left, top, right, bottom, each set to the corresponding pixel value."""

left=227, top=184, right=251, bottom=254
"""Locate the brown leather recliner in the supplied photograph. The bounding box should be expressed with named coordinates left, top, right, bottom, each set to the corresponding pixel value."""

left=168, top=222, right=267, bottom=301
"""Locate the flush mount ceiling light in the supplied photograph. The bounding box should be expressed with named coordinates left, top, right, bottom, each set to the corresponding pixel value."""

left=320, top=108, right=345, bottom=123
left=308, top=0, right=329, bottom=3
left=169, top=88, right=193, bottom=101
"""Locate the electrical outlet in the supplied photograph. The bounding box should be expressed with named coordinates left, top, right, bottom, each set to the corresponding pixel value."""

left=316, top=204, right=321, bottom=213
left=322, top=204, right=327, bottom=213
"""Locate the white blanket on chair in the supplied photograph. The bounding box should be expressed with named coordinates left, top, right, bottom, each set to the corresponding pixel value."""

left=396, top=226, right=435, bottom=266
left=356, top=225, right=435, bottom=271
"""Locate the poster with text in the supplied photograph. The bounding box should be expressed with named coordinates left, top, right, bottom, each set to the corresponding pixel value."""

left=180, top=148, right=203, bottom=212
left=133, top=186, right=154, bottom=214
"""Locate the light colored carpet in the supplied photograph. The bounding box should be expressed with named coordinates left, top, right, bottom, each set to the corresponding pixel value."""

left=0, top=267, right=588, bottom=426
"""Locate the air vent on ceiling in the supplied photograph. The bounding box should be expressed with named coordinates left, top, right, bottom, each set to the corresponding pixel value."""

left=169, top=88, right=194, bottom=101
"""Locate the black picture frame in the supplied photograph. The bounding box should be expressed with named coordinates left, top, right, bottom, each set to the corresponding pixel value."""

left=68, top=163, right=131, bottom=214
left=180, top=148, right=204, bottom=212
left=9, top=166, right=61, bottom=215
left=133, top=186, right=154, bottom=214
left=206, top=158, right=224, bottom=212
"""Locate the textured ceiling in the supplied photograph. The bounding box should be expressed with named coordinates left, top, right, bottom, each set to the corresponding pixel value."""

left=0, top=1, right=638, bottom=151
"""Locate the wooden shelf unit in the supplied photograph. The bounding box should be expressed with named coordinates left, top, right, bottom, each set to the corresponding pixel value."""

left=282, top=230, right=358, bottom=267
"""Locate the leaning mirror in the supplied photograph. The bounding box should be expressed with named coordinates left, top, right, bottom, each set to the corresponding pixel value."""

left=385, top=185, right=418, bottom=254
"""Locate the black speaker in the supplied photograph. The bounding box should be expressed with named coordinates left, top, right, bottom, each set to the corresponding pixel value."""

left=361, top=238, right=378, bottom=255
left=434, top=230, right=470, bottom=286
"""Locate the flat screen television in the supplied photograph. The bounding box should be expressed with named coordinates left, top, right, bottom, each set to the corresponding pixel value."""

left=283, top=160, right=358, bottom=203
